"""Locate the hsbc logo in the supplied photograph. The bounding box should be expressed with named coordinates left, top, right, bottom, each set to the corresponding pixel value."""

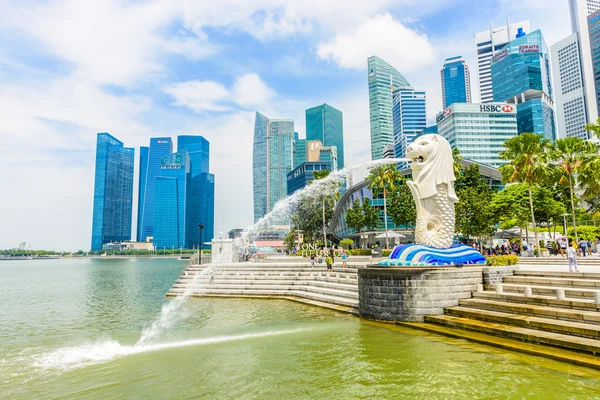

left=480, top=104, right=514, bottom=113
left=445, top=108, right=452, bottom=116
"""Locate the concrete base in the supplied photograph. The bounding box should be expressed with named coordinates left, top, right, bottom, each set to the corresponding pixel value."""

left=211, top=239, right=237, bottom=264
left=358, top=267, right=483, bottom=322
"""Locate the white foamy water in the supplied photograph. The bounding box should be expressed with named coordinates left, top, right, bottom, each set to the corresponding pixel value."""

left=34, top=328, right=307, bottom=371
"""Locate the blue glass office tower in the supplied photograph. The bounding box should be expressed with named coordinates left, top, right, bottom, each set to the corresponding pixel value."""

left=368, top=56, right=411, bottom=160
left=392, top=87, right=427, bottom=160
left=253, top=112, right=294, bottom=222
left=441, top=56, right=472, bottom=108
left=589, top=10, right=600, bottom=118
left=491, top=30, right=556, bottom=141
left=305, top=104, right=344, bottom=169
left=136, top=146, right=148, bottom=242
left=139, top=138, right=172, bottom=242
left=153, top=150, right=191, bottom=249
left=177, top=135, right=215, bottom=249
left=91, top=133, right=134, bottom=250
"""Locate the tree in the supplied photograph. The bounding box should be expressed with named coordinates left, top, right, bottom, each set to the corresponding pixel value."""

left=366, top=164, right=401, bottom=249
left=340, top=238, right=354, bottom=249
left=452, top=147, right=464, bottom=177
left=499, top=132, right=552, bottom=256
left=454, top=165, right=497, bottom=240
left=549, top=137, right=597, bottom=242
left=386, top=179, right=416, bottom=233
left=362, top=198, right=380, bottom=232
left=290, top=193, right=326, bottom=242
left=284, top=231, right=296, bottom=253
left=309, top=170, right=341, bottom=249
left=345, top=198, right=365, bottom=235
left=491, top=184, right=533, bottom=251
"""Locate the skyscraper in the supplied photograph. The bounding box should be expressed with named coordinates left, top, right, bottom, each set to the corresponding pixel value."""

left=550, top=1, right=600, bottom=140
left=138, top=138, right=172, bottom=242
left=441, top=56, right=472, bottom=109
left=305, top=104, right=344, bottom=168
left=368, top=56, right=411, bottom=160
left=153, top=150, right=191, bottom=249
left=177, top=135, right=215, bottom=249
left=136, top=146, right=148, bottom=242
left=392, top=87, right=427, bottom=160
left=589, top=10, right=600, bottom=119
left=253, top=112, right=294, bottom=222
left=491, top=30, right=556, bottom=141
left=475, top=20, right=530, bottom=103
left=91, top=133, right=134, bottom=251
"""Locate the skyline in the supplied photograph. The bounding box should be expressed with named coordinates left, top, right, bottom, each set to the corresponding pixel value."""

left=0, top=1, right=572, bottom=250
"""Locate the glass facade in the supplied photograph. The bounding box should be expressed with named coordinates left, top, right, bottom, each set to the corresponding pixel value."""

left=253, top=112, right=294, bottom=222
left=139, top=138, right=173, bottom=242
left=286, top=161, right=332, bottom=196
left=436, top=103, right=518, bottom=168
left=441, top=56, right=472, bottom=108
left=392, top=87, right=427, bottom=161
left=136, top=146, right=148, bottom=242
left=91, top=133, right=134, bottom=250
left=293, top=139, right=307, bottom=169
left=491, top=30, right=556, bottom=141
left=305, top=104, right=344, bottom=169
left=368, top=56, right=411, bottom=160
left=177, top=135, right=214, bottom=248
left=153, top=150, right=191, bottom=249
left=589, top=10, right=600, bottom=118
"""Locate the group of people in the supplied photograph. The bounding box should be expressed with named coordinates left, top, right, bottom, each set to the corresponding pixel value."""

left=309, top=247, right=348, bottom=270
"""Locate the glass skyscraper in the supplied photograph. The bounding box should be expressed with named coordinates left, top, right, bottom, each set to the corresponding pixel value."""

left=138, top=138, right=172, bottom=242
left=153, top=150, right=191, bottom=249
left=491, top=30, right=556, bottom=141
left=91, top=133, right=134, bottom=250
left=441, top=56, right=472, bottom=108
left=305, top=104, right=344, bottom=169
left=253, top=112, right=294, bottom=222
left=177, top=135, right=214, bottom=249
left=368, top=56, right=411, bottom=160
left=436, top=103, right=518, bottom=168
left=136, top=146, right=148, bottom=242
left=392, top=87, right=427, bottom=161
left=589, top=10, right=600, bottom=120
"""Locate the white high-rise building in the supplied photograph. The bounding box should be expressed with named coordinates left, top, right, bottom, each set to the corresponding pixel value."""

left=552, top=0, right=600, bottom=139
left=474, top=20, right=530, bottom=103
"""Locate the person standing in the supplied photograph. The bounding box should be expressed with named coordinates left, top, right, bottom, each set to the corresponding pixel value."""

left=326, top=255, right=333, bottom=271
left=579, top=239, right=587, bottom=257
left=546, top=241, right=553, bottom=256
left=567, top=243, right=579, bottom=272
left=310, top=252, right=316, bottom=268
left=341, top=248, right=347, bottom=268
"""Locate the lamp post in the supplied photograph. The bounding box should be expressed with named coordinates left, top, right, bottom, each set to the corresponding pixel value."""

left=198, top=224, right=204, bottom=265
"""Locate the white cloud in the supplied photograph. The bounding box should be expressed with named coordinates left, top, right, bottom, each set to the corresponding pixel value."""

left=316, top=13, right=436, bottom=71
left=164, top=80, right=231, bottom=112
left=232, top=73, right=276, bottom=108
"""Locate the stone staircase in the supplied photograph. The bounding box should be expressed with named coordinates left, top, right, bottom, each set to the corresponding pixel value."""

left=413, top=270, right=600, bottom=368
left=167, top=263, right=359, bottom=314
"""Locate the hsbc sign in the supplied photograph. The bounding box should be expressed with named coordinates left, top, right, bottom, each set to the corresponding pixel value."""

left=480, top=104, right=514, bottom=113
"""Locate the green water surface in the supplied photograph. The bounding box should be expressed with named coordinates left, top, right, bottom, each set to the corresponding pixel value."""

left=1, top=258, right=600, bottom=399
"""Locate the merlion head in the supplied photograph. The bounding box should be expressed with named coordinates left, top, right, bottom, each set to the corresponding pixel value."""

left=406, top=134, right=458, bottom=201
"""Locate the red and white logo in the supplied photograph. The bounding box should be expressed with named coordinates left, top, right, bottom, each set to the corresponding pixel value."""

left=445, top=108, right=452, bottom=116
left=502, top=105, right=514, bottom=112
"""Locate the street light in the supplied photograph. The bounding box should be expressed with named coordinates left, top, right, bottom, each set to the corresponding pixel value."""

left=198, top=224, right=204, bottom=265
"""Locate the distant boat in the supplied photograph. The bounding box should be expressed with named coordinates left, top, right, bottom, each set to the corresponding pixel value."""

left=179, top=255, right=191, bottom=260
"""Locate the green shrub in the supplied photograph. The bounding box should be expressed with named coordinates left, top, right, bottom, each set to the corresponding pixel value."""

left=382, top=249, right=392, bottom=257
left=347, top=249, right=372, bottom=256
left=485, top=255, right=519, bottom=266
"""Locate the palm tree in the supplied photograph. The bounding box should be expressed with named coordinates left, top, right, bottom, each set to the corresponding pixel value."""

left=366, top=164, right=401, bottom=249
left=549, top=137, right=597, bottom=243
left=499, top=133, right=551, bottom=257
left=452, top=147, right=464, bottom=177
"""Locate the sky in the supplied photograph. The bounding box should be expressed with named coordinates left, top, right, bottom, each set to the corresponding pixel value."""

left=0, top=0, right=571, bottom=251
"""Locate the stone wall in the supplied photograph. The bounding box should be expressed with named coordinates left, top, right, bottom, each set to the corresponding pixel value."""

left=482, top=266, right=518, bottom=285
left=358, top=267, right=483, bottom=322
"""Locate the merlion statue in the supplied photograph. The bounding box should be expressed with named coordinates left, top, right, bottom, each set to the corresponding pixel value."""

left=405, top=134, right=458, bottom=249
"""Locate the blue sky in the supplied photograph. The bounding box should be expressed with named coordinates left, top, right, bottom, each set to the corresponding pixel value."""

left=0, top=0, right=570, bottom=251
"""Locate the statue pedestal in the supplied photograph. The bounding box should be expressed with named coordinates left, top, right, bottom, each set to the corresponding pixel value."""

left=211, top=239, right=238, bottom=264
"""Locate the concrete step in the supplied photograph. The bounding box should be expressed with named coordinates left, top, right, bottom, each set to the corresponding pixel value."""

left=459, top=298, right=600, bottom=325
left=186, top=266, right=359, bottom=273
left=472, top=292, right=600, bottom=312
left=396, top=321, right=600, bottom=371
left=180, top=271, right=358, bottom=279
left=504, top=275, right=600, bottom=289
left=170, top=283, right=359, bottom=300
left=489, top=283, right=600, bottom=299
left=515, top=270, right=600, bottom=280
left=425, top=314, right=600, bottom=354
left=167, top=288, right=358, bottom=308
left=445, top=306, right=600, bottom=339
left=173, top=279, right=358, bottom=291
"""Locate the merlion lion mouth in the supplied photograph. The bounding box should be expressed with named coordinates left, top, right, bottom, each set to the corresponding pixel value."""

left=413, top=156, right=424, bottom=163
